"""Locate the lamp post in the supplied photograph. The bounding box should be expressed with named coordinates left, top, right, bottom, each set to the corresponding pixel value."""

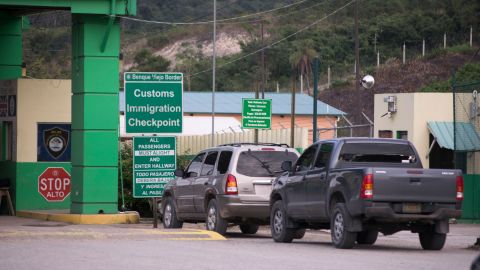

left=211, top=0, right=217, bottom=147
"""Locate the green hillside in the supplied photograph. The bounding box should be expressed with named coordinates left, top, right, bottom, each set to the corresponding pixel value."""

left=24, top=0, right=480, bottom=92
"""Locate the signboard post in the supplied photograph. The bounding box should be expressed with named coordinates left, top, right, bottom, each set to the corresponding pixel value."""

left=125, top=72, right=183, bottom=227
left=133, top=136, right=176, bottom=227
left=241, top=98, right=272, bottom=129
left=124, top=72, right=183, bottom=134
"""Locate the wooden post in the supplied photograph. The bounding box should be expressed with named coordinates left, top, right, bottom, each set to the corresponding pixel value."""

left=422, top=39, right=425, bottom=57
left=327, top=66, right=331, bottom=88
left=377, top=51, right=380, bottom=67
left=444, top=33, right=447, bottom=49
left=470, top=26, right=473, bottom=47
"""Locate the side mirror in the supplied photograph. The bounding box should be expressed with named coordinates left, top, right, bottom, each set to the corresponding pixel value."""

left=174, top=169, right=185, bottom=178
left=281, top=161, right=293, bottom=172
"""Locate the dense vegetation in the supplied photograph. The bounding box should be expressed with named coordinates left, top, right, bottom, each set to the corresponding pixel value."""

left=24, top=0, right=480, bottom=91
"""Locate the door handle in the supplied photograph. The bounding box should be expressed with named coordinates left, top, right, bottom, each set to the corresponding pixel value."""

left=320, top=175, right=326, bottom=180
left=301, top=175, right=306, bottom=181
left=204, top=181, right=209, bottom=186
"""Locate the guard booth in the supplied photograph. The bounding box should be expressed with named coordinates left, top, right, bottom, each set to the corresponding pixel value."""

left=0, top=1, right=137, bottom=216
left=0, top=79, right=72, bottom=212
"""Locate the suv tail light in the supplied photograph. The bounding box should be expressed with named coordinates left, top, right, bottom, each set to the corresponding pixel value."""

left=225, top=174, right=238, bottom=195
left=456, top=175, right=464, bottom=201
left=360, top=174, right=374, bottom=199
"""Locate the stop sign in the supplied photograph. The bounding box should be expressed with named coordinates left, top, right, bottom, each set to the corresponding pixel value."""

left=38, top=167, right=71, bottom=202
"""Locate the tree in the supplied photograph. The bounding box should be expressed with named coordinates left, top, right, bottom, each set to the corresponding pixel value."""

left=289, top=39, right=318, bottom=95
left=131, top=49, right=170, bottom=72
left=175, top=42, right=205, bottom=91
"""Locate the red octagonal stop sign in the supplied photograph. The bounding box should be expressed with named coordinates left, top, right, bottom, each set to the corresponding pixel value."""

left=38, top=167, right=71, bottom=202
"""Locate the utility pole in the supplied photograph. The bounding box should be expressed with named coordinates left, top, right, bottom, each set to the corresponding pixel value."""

left=354, top=0, right=360, bottom=128
left=312, top=58, right=319, bottom=142
left=211, top=0, right=217, bottom=147
left=290, top=69, right=296, bottom=147
left=261, top=20, right=265, bottom=99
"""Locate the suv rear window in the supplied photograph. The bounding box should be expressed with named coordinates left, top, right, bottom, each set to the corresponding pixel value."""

left=236, top=150, right=298, bottom=177
left=339, top=143, right=416, bottom=163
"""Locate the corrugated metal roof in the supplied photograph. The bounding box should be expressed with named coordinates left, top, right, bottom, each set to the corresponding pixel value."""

left=427, top=121, right=480, bottom=151
left=119, top=91, right=345, bottom=116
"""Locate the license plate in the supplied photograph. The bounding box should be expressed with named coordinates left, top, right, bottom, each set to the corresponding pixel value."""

left=402, top=203, right=421, bottom=213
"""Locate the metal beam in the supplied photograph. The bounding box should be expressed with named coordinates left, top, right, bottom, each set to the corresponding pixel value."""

left=0, top=0, right=136, bottom=15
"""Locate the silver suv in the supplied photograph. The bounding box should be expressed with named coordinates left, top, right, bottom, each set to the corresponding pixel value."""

left=161, top=143, right=299, bottom=235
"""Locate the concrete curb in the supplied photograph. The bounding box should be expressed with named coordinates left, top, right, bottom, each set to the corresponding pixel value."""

left=17, top=210, right=140, bottom=224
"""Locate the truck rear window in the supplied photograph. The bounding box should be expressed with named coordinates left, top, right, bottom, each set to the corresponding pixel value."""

left=236, top=150, right=298, bottom=177
left=339, top=143, right=416, bottom=163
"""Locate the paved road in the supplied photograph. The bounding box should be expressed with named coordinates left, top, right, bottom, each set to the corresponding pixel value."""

left=0, top=216, right=478, bottom=270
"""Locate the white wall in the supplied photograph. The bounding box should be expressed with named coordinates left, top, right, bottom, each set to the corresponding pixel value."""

left=374, top=93, right=452, bottom=168
left=16, top=79, right=71, bottom=162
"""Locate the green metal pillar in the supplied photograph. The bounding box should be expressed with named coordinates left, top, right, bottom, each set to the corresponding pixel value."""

left=70, top=14, right=120, bottom=214
left=0, top=14, right=22, bottom=80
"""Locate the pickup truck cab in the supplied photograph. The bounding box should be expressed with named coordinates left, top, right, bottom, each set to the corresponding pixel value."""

left=270, top=138, right=463, bottom=250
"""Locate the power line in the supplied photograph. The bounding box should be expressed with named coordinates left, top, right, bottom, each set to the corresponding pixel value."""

left=115, top=0, right=312, bottom=25
left=188, top=0, right=355, bottom=78
left=216, top=0, right=330, bottom=25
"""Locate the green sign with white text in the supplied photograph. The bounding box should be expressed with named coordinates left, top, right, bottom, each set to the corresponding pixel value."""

left=133, top=136, right=176, bottom=198
left=125, top=72, right=183, bottom=134
left=242, top=98, right=272, bottom=129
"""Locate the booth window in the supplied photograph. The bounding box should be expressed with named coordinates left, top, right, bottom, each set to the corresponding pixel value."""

left=397, top=131, right=408, bottom=140
left=2, top=121, right=13, bottom=161
left=378, top=130, right=393, bottom=138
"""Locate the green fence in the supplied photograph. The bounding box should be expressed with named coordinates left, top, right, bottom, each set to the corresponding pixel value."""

left=462, top=175, right=480, bottom=220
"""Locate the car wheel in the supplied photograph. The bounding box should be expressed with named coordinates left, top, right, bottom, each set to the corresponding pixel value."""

left=330, top=203, right=357, bottom=249
left=206, top=199, right=228, bottom=235
left=162, top=197, right=183, bottom=229
left=419, top=226, right=446, bottom=250
left=294, top=229, right=306, bottom=239
left=356, top=230, right=378, bottom=245
left=270, top=200, right=295, bottom=243
left=240, top=224, right=259, bottom=234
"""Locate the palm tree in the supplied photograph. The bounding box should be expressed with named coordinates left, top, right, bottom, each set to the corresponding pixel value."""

left=289, top=40, right=318, bottom=95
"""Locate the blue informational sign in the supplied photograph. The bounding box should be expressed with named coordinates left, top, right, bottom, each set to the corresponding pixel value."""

left=37, top=123, right=71, bottom=162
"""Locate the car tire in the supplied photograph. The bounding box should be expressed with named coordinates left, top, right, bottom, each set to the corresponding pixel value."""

left=294, top=229, right=306, bottom=239
left=330, top=203, right=357, bottom=249
left=419, top=227, right=446, bottom=250
left=206, top=199, right=228, bottom=235
left=356, top=230, right=378, bottom=245
left=240, top=224, right=259, bottom=234
left=270, top=200, right=295, bottom=243
left=162, top=197, right=183, bottom=229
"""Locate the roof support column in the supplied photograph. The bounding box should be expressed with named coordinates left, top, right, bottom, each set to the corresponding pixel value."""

left=70, top=14, right=120, bottom=214
left=0, top=14, right=22, bottom=79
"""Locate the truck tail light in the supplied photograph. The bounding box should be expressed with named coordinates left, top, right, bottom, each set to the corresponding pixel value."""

left=456, top=175, right=464, bottom=201
left=225, top=174, right=238, bottom=195
left=360, top=174, right=374, bottom=199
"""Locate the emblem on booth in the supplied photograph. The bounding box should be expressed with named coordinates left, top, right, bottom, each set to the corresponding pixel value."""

left=44, top=127, right=69, bottom=158
left=37, top=124, right=71, bottom=162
